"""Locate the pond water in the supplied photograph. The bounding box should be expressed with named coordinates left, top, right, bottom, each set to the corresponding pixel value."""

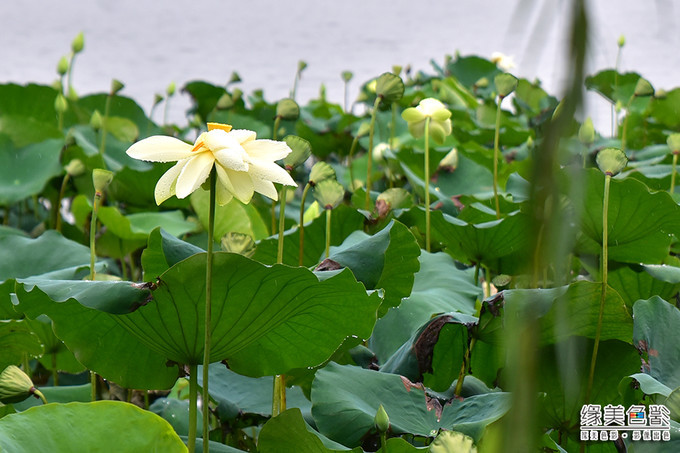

left=1, top=0, right=679, bottom=132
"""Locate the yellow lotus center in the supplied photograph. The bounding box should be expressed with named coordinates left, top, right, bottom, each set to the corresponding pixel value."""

left=207, top=122, right=233, bottom=132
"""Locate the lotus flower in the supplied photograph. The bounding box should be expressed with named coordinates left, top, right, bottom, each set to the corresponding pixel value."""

left=401, top=98, right=452, bottom=145
left=126, top=122, right=297, bottom=205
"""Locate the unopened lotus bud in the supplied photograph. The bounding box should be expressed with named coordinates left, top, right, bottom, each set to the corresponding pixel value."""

left=376, top=72, right=404, bottom=104
left=65, top=159, right=86, bottom=177
left=90, top=110, right=103, bottom=130
left=494, top=73, right=518, bottom=98
left=153, top=93, right=164, bottom=107
left=596, top=147, right=627, bottom=176
left=216, top=93, right=234, bottom=110
left=54, top=94, right=68, bottom=114
left=93, top=168, right=114, bottom=194
left=341, top=71, right=353, bottom=83
left=297, top=60, right=308, bottom=73
left=51, top=79, right=63, bottom=92
left=283, top=135, right=311, bottom=171
left=165, top=81, right=176, bottom=97
left=356, top=122, right=371, bottom=138
left=232, top=88, right=243, bottom=101
left=618, top=35, right=626, bottom=48
left=309, top=161, right=336, bottom=185
left=110, top=79, right=124, bottom=96
left=655, top=88, right=667, bottom=99
left=634, top=78, right=654, bottom=97
left=373, top=143, right=390, bottom=162
left=67, top=85, right=78, bottom=101
left=0, top=366, right=37, bottom=404
left=374, top=404, right=390, bottom=433
left=57, top=56, right=69, bottom=76
left=667, top=133, right=680, bottom=155
left=578, top=117, right=595, bottom=145
left=276, top=98, right=300, bottom=120
left=71, top=32, right=85, bottom=54
left=474, top=77, right=489, bottom=89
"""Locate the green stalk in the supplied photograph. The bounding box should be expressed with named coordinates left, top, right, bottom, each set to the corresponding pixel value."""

left=348, top=134, right=360, bottom=190
left=493, top=95, right=503, bottom=219
left=424, top=117, right=431, bottom=252
left=586, top=173, right=611, bottom=403
left=671, top=153, right=678, bottom=194
left=299, top=183, right=311, bottom=266
left=54, top=173, right=70, bottom=232
left=380, top=432, right=388, bottom=453
left=365, top=96, right=382, bottom=210
left=66, top=53, right=76, bottom=97
left=201, top=170, right=216, bottom=453
left=52, top=352, right=59, bottom=386
left=188, top=365, right=198, bottom=453
left=273, top=116, right=281, bottom=141
left=99, top=93, right=112, bottom=156
left=620, top=98, right=633, bottom=152
left=277, top=187, right=287, bottom=264
left=325, top=209, right=332, bottom=258
left=390, top=103, right=396, bottom=151
left=273, top=184, right=289, bottom=416
left=33, top=389, right=47, bottom=405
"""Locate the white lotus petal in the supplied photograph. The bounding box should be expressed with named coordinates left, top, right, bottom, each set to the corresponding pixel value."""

left=213, top=146, right=249, bottom=172
left=215, top=175, right=234, bottom=206
left=243, top=139, right=292, bottom=161
left=224, top=168, right=254, bottom=204
left=227, top=129, right=257, bottom=144
left=126, top=136, right=193, bottom=162
left=203, top=129, right=235, bottom=151
left=154, top=158, right=189, bottom=205
left=175, top=153, right=215, bottom=199
left=249, top=160, right=297, bottom=186
left=251, top=177, right=279, bottom=201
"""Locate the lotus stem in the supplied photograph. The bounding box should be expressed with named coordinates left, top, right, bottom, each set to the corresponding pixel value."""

left=586, top=173, right=611, bottom=403
left=99, top=93, right=112, bottom=156
left=273, top=184, right=289, bottom=416
left=348, top=134, right=360, bottom=190
left=390, top=103, right=397, bottom=151
left=33, top=388, right=47, bottom=405
left=52, top=352, right=59, bottom=386
left=277, top=187, right=287, bottom=264
left=671, top=153, right=678, bottom=194
left=201, top=169, right=216, bottom=452
left=424, top=117, right=431, bottom=252
left=299, top=183, right=311, bottom=266
left=493, top=95, right=503, bottom=219
left=188, top=364, right=198, bottom=453
left=365, top=96, right=381, bottom=210
left=380, top=432, right=388, bottom=453
left=325, top=209, right=332, bottom=258
left=54, top=174, right=69, bottom=232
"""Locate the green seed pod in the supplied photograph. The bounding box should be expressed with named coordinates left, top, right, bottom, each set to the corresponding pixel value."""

left=667, top=133, right=680, bottom=155
left=110, top=79, right=125, bottom=96
left=64, top=159, right=86, bottom=177
left=596, top=147, right=628, bottom=176
left=494, top=73, right=518, bottom=98
left=0, top=365, right=35, bottom=404
left=392, top=65, right=402, bottom=76
left=297, top=60, right=308, bottom=73
left=283, top=135, right=312, bottom=170
left=276, top=98, right=300, bottom=121
left=313, top=179, right=344, bottom=210
left=374, top=404, right=390, bottom=433
left=309, top=161, right=336, bottom=185
left=375, top=72, right=405, bottom=104
left=152, top=93, right=164, bottom=108
left=341, top=71, right=353, bottom=83
left=634, top=78, right=654, bottom=97
left=90, top=110, right=103, bottom=130
left=54, top=94, right=68, bottom=114
left=57, top=56, right=69, bottom=76
left=228, top=71, right=242, bottom=85
left=578, top=117, right=595, bottom=145
left=71, top=31, right=85, bottom=54
left=92, top=168, right=114, bottom=193
left=216, top=92, right=234, bottom=110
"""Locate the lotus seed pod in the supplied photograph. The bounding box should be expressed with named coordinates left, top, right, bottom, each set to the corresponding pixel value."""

left=578, top=117, right=595, bottom=145
left=474, top=77, right=489, bottom=89
left=0, top=366, right=35, bottom=404
left=313, top=179, right=345, bottom=210
left=152, top=93, right=164, bottom=107
left=54, top=94, right=68, bottom=114
left=110, top=79, right=125, bottom=96
left=438, top=148, right=459, bottom=172
left=297, top=60, right=308, bottom=73
left=494, top=73, right=518, bottom=98
left=283, top=135, right=312, bottom=170
left=341, top=71, right=353, bottom=83
left=71, top=31, right=85, bottom=53
left=90, top=110, right=103, bottom=130
left=57, top=56, right=69, bottom=76
left=309, top=161, right=336, bottom=185
left=392, top=65, right=402, bottom=76
left=667, top=133, right=680, bottom=154
left=228, top=71, right=241, bottom=85
left=596, top=147, right=628, bottom=176
left=92, top=168, right=114, bottom=193
left=634, top=78, right=654, bottom=97
left=276, top=98, right=300, bottom=121
left=375, top=72, right=405, bottom=104
left=216, top=93, right=234, bottom=110
left=374, top=404, right=390, bottom=433
left=166, top=81, right=176, bottom=96
left=65, top=159, right=86, bottom=177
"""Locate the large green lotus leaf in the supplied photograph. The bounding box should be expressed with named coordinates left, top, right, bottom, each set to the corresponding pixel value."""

left=183, top=80, right=228, bottom=121
left=141, top=227, right=204, bottom=281
left=0, top=320, right=43, bottom=370
left=108, top=164, right=179, bottom=209
left=148, top=397, right=201, bottom=437
left=575, top=168, right=680, bottom=264
left=398, top=207, right=530, bottom=273
left=627, top=373, right=672, bottom=398
left=0, top=84, right=65, bottom=146
left=23, top=316, right=86, bottom=374
left=369, top=252, right=480, bottom=363
left=625, top=421, right=680, bottom=452
left=328, top=220, right=420, bottom=314
left=13, top=384, right=92, bottom=411
left=13, top=286, right=179, bottom=390
left=115, top=252, right=381, bottom=375
left=197, top=364, right=311, bottom=419
left=253, top=204, right=365, bottom=267
left=633, top=296, right=680, bottom=389
left=444, top=55, right=500, bottom=89
left=608, top=262, right=680, bottom=309
left=540, top=281, right=632, bottom=344
left=0, top=136, right=64, bottom=206
left=585, top=70, right=643, bottom=106
left=191, top=188, right=268, bottom=241
left=0, top=401, right=186, bottom=452
left=74, top=94, right=159, bottom=138
left=258, top=408, right=364, bottom=453
left=650, top=88, right=680, bottom=128
left=98, top=207, right=197, bottom=240
left=311, top=363, right=510, bottom=447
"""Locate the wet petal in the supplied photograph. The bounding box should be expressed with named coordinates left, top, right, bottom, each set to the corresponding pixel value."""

left=203, top=129, right=235, bottom=151
left=224, top=168, right=254, bottom=204
left=175, top=153, right=215, bottom=199
left=249, top=160, right=297, bottom=187
left=154, top=158, right=189, bottom=205
left=213, top=146, right=249, bottom=172
left=243, top=139, right=292, bottom=161
left=215, top=175, right=234, bottom=206
left=227, top=129, right=257, bottom=145
left=251, top=176, right=279, bottom=200
left=126, top=136, right=193, bottom=162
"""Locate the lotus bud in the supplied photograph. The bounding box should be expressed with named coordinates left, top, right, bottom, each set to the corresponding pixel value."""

left=356, top=122, right=371, bottom=138
left=232, top=88, right=243, bottom=101
left=51, top=79, right=63, bottom=92
left=634, top=78, right=654, bottom=97
left=67, top=85, right=78, bottom=101
left=618, top=35, right=626, bottom=48
left=376, top=188, right=412, bottom=216
left=65, top=159, right=86, bottom=177
left=110, top=79, right=125, bottom=96
left=309, top=161, right=336, bottom=186
left=474, top=77, right=489, bottom=89
left=341, top=71, right=353, bottom=83
left=667, top=133, right=680, bottom=155
left=0, top=366, right=41, bottom=404
left=596, top=147, right=627, bottom=176
left=578, top=117, right=595, bottom=145
left=153, top=93, right=164, bottom=108
left=57, top=56, right=69, bottom=76
left=71, top=31, right=85, bottom=54
left=283, top=135, right=311, bottom=171
left=494, top=73, right=518, bottom=98
left=297, top=60, right=308, bottom=73
left=375, top=72, right=404, bottom=104
left=90, top=110, right=103, bottom=130
left=216, top=92, right=234, bottom=110
left=92, top=168, right=114, bottom=194
left=374, top=404, right=390, bottom=433
left=166, top=81, right=176, bottom=97
left=276, top=98, right=300, bottom=121
left=54, top=94, right=68, bottom=114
